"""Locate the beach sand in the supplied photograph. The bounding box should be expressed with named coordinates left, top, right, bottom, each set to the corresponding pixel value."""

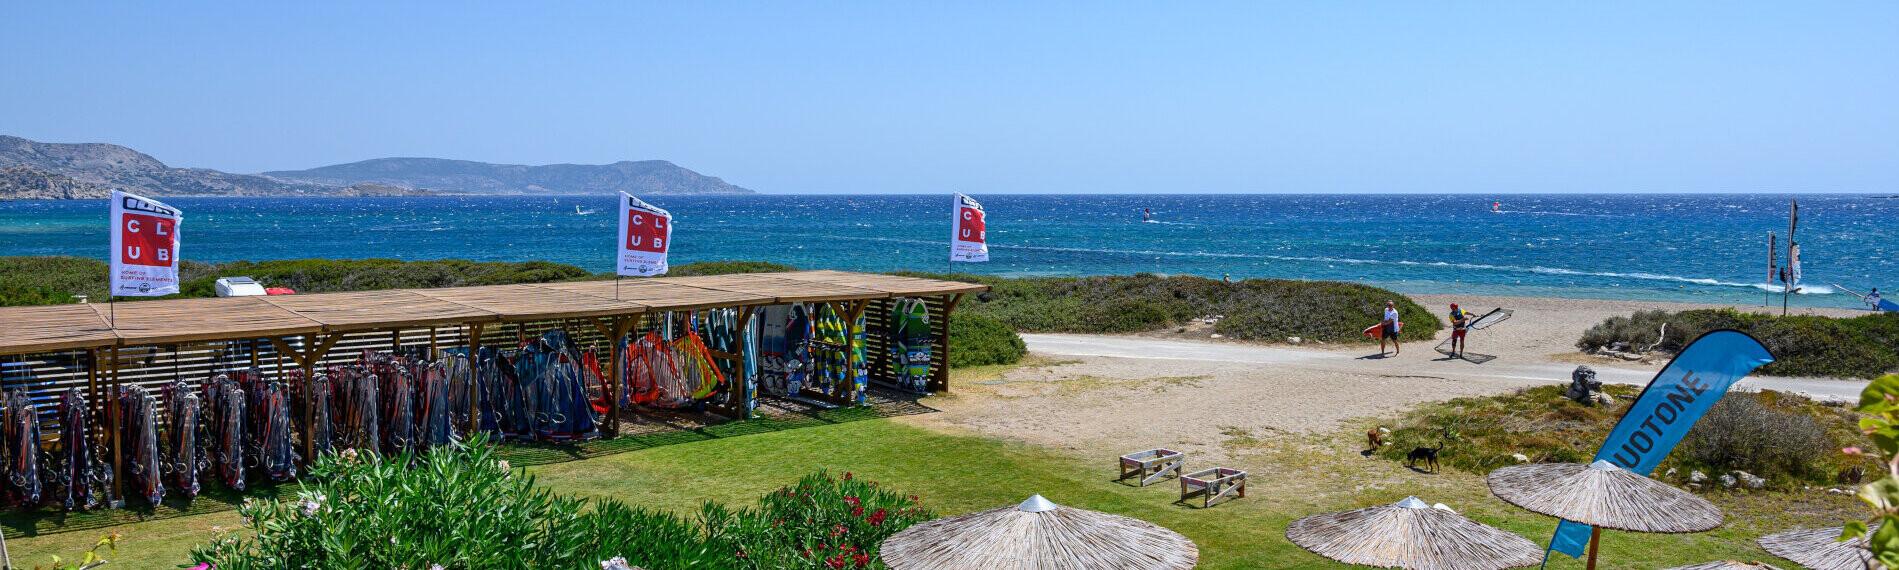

left=901, top=293, right=1872, bottom=463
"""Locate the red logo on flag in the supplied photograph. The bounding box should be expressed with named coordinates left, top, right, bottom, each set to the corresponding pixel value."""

left=958, top=207, right=986, bottom=243
left=120, top=213, right=177, bottom=267
left=625, top=210, right=669, bottom=253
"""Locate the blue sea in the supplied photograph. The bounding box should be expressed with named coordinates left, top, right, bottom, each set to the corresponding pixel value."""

left=2, top=194, right=1894, bottom=308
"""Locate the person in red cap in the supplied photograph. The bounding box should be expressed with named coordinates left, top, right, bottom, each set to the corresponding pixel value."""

left=1447, top=303, right=1471, bottom=357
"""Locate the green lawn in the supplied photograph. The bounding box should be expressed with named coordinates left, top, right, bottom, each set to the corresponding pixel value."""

left=8, top=415, right=1839, bottom=569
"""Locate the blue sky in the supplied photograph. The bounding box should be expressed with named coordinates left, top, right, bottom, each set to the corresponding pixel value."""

left=3, top=2, right=1895, bottom=194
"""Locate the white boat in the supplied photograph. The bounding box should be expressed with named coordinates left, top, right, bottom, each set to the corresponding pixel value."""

left=575, top=205, right=598, bottom=215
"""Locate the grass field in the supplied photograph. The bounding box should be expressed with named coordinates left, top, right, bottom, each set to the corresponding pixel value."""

left=5, top=370, right=1854, bottom=569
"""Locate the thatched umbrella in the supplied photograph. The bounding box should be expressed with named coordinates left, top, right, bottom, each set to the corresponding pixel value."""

left=1488, top=460, right=1722, bottom=570
left=1758, top=526, right=1880, bottom=570
left=1285, top=496, right=1542, bottom=570
left=880, top=495, right=1198, bottom=570
left=1662, top=562, right=1783, bottom=570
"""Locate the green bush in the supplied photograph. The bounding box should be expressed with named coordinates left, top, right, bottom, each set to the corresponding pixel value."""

left=1379, top=385, right=1873, bottom=489
left=177, top=258, right=595, bottom=295
left=948, top=313, right=1026, bottom=368
left=190, top=437, right=933, bottom=569
left=0, top=256, right=110, bottom=305
left=1579, top=308, right=1899, bottom=378
left=667, top=261, right=797, bottom=276
left=1680, top=394, right=1832, bottom=482
left=897, top=272, right=1440, bottom=343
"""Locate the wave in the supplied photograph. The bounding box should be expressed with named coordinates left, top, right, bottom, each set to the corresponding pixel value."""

left=1494, top=209, right=1622, bottom=218
left=793, top=233, right=1835, bottom=294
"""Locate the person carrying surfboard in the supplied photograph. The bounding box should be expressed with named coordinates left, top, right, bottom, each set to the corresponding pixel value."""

left=1380, top=300, right=1402, bottom=356
left=1447, top=303, right=1471, bottom=357
left=1870, top=288, right=1883, bottom=310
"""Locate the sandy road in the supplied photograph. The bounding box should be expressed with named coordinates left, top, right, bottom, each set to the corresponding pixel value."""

left=1023, top=333, right=1867, bottom=402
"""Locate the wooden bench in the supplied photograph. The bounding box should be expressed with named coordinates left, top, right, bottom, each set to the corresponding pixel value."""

left=1118, top=448, right=1184, bottom=486
left=1180, top=467, right=1246, bottom=507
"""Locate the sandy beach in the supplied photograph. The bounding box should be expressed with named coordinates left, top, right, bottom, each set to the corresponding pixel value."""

left=902, top=292, right=1873, bottom=464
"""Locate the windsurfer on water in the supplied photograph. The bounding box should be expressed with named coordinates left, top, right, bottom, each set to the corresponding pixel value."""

left=1491, top=201, right=1502, bottom=213
left=1141, top=208, right=1152, bottom=222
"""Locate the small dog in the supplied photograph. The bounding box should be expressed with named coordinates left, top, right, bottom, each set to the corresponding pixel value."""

left=1406, top=442, right=1443, bottom=473
left=1367, top=426, right=1386, bottom=451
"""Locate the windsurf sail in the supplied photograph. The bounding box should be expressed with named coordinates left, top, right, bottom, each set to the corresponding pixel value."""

left=1466, top=308, right=1513, bottom=330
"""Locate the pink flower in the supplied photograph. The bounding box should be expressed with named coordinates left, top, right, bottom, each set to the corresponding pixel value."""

left=1844, top=447, right=1866, bottom=456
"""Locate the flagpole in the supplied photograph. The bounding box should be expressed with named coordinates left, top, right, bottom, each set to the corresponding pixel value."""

left=1783, top=199, right=1796, bottom=316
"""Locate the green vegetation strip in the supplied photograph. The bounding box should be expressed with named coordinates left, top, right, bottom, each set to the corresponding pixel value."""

left=1580, top=308, right=1899, bottom=378
left=0, top=399, right=925, bottom=538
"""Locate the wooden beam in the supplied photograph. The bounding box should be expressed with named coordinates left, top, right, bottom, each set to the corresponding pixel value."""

left=929, top=294, right=964, bottom=393
left=107, top=345, right=122, bottom=505
left=606, top=316, right=637, bottom=436
left=466, top=323, right=484, bottom=436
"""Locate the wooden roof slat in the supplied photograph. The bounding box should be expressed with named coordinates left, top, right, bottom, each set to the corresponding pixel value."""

left=104, top=297, right=324, bottom=345
left=768, top=270, right=989, bottom=296
left=261, top=290, right=501, bottom=332
left=0, top=271, right=986, bottom=354
left=652, top=274, right=890, bottom=303
left=408, top=284, right=647, bottom=322
left=530, top=280, right=770, bottom=311
left=0, top=304, right=118, bottom=356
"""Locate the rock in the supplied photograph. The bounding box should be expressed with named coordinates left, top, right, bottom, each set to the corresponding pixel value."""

left=1829, top=487, right=1853, bottom=495
left=1664, top=468, right=1678, bottom=479
left=1567, top=366, right=1606, bottom=406
left=1209, top=334, right=1224, bottom=339
left=1609, top=341, right=1630, bottom=352
left=1511, top=453, right=1530, bottom=463
left=1734, top=471, right=1766, bottom=490
left=1688, top=470, right=1709, bottom=484
left=1592, top=393, right=1616, bottom=406
left=1287, top=336, right=1303, bottom=344
left=1719, top=474, right=1737, bottom=488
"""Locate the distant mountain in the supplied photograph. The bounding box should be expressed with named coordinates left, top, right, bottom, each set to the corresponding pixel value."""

left=0, top=135, right=334, bottom=198
left=263, top=157, right=754, bottom=196
left=0, top=135, right=755, bottom=199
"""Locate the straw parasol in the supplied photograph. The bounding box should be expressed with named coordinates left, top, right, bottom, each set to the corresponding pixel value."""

left=880, top=495, right=1198, bottom=570
left=1758, top=526, right=1881, bottom=570
left=1662, top=562, right=1783, bottom=570
left=1285, top=496, right=1542, bottom=570
left=1488, top=460, right=1722, bottom=570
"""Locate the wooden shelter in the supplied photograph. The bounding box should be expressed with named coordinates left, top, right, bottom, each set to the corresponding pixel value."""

left=1285, top=496, right=1542, bottom=570
left=1488, top=461, right=1722, bottom=570
left=1758, top=526, right=1879, bottom=570
left=0, top=270, right=985, bottom=508
left=880, top=495, right=1198, bottom=570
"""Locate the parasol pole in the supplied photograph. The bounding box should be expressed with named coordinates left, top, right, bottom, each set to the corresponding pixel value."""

left=1585, top=526, right=1602, bottom=570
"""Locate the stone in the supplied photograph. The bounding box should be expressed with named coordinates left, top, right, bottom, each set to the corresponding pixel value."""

left=1734, top=471, right=1766, bottom=490
left=1287, top=336, right=1303, bottom=344
left=1567, top=366, right=1606, bottom=406
left=1719, top=474, right=1737, bottom=488
left=1688, top=470, right=1709, bottom=484
left=1511, top=453, right=1529, bottom=463
left=1209, top=333, right=1224, bottom=339
left=1829, top=487, right=1853, bottom=495
left=1664, top=468, right=1678, bottom=479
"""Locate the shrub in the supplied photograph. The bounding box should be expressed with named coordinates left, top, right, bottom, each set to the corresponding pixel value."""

left=1379, top=385, right=1872, bottom=489
left=0, top=256, right=109, bottom=305
left=177, top=258, right=594, bottom=295
left=947, top=313, right=1026, bottom=368
left=191, top=437, right=933, bottom=569
left=1680, top=394, right=1832, bottom=482
left=897, top=271, right=1441, bottom=343
left=1579, top=309, right=1899, bottom=378
left=667, top=261, right=797, bottom=276
left=711, top=471, right=934, bottom=569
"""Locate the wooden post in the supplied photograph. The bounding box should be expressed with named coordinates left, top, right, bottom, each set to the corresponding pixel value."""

left=428, top=327, right=438, bottom=360
left=466, top=324, right=484, bottom=436
left=273, top=333, right=344, bottom=463
left=1585, top=526, right=1602, bottom=570
left=107, top=345, right=122, bottom=505
left=928, top=294, right=963, bottom=393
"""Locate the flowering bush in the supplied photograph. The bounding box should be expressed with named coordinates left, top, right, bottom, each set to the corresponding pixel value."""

left=189, top=435, right=730, bottom=569
left=189, top=438, right=933, bottom=569
left=712, top=471, right=934, bottom=569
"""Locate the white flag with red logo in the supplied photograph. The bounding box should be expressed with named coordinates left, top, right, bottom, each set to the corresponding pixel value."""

left=950, top=193, right=988, bottom=263
left=109, top=190, right=183, bottom=297
left=616, top=192, right=672, bottom=277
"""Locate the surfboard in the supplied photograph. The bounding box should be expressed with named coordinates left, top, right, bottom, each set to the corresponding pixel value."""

left=1363, top=323, right=1385, bottom=339
left=890, top=298, right=933, bottom=392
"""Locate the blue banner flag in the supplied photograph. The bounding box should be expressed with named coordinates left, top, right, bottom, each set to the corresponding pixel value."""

left=1547, top=329, right=1773, bottom=559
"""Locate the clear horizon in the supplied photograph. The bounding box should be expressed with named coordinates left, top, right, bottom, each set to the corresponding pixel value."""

left=4, top=2, right=1896, bottom=195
